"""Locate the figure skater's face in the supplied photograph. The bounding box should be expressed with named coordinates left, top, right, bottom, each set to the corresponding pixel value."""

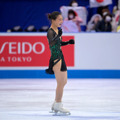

left=52, top=15, right=63, bottom=27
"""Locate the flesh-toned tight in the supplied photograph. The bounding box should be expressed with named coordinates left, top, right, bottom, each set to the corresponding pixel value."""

left=53, top=59, right=67, bottom=102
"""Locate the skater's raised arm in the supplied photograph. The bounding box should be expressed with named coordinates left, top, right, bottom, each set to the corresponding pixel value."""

left=61, top=39, right=75, bottom=46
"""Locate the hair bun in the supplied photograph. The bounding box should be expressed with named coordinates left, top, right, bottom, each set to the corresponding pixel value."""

left=48, top=13, right=51, bottom=20
left=47, top=11, right=61, bottom=21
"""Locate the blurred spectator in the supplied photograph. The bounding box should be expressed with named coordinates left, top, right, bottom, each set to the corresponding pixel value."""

left=95, top=13, right=112, bottom=32
left=97, top=6, right=110, bottom=17
left=60, top=0, right=87, bottom=32
left=24, top=25, right=37, bottom=32
left=112, top=6, right=118, bottom=15
left=61, top=9, right=83, bottom=32
left=112, top=7, right=120, bottom=32
left=87, top=14, right=102, bottom=32
left=69, top=0, right=78, bottom=7
left=112, top=1, right=120, bottom=32
left=117, top=18, right=120, bottom=32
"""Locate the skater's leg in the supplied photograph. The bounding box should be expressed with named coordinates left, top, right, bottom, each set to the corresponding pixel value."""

left=53, top=59, right=67, bottom=102
left=55, top=71, right=67, bottom=102
left=51, top=59, right=70, bottom=115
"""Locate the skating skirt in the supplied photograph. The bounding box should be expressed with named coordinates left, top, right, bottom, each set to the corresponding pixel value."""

left=45, top=55, right=67, bottom=74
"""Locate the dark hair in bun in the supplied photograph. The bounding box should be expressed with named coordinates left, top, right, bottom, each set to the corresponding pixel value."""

left=48, top=11, right=61, bottom=20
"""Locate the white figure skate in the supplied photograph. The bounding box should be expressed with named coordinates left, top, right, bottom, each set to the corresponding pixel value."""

left=49, top=101, right=55, bottom=113
left=50, top=102, right=71, bottom=116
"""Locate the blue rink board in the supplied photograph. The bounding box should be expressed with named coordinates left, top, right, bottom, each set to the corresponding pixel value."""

left=0, top=70, right=120, bottom=79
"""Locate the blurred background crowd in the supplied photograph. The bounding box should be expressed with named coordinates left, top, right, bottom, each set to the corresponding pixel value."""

left=0, top=0, right=120, bottom=32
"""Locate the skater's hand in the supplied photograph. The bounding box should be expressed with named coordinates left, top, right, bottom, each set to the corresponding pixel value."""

left=58, top=29, right=62, bottom=37
left=69, top=39, right=75, bottom=44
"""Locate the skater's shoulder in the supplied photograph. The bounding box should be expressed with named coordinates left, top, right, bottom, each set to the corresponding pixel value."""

left=47, top=28, right=56, bottom=37
left=47, top=28, right=55, bottom=34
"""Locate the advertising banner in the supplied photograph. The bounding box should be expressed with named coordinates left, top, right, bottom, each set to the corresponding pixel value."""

left=0, top=35, right=74, bottom=67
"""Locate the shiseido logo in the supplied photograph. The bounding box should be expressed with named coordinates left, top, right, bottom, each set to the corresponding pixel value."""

left=0, top=42, right=45, bottom=54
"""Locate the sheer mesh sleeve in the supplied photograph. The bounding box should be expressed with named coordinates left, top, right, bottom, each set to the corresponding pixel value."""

left=60, top=41, right=69, bottom=46
left=47, top=29, right=60, bottom=46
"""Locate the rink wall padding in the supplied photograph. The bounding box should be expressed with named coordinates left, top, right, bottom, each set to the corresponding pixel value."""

left=0, top=33, right=120, bottom=79
left=0, top=70, right=120, bottom=79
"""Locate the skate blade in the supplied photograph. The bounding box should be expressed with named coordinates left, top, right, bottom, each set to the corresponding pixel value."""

left=49, top=110, right=55, bottom=113
left=53, top=112, right=71, bottom=116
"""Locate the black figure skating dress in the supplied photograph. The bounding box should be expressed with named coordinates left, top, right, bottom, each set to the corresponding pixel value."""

left=45, top=28, right=74, bottom=74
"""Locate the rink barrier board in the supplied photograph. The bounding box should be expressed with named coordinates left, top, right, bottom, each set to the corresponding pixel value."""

left=0, top=33, right=120, bottom=79
left=0, top=70, right=120, bottom=79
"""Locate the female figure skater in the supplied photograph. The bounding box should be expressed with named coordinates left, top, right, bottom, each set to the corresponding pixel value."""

left=46, top=11, right=74, bottom=115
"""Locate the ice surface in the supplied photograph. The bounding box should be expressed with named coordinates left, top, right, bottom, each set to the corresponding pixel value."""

left=0, top=79, right=120, bottom=120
